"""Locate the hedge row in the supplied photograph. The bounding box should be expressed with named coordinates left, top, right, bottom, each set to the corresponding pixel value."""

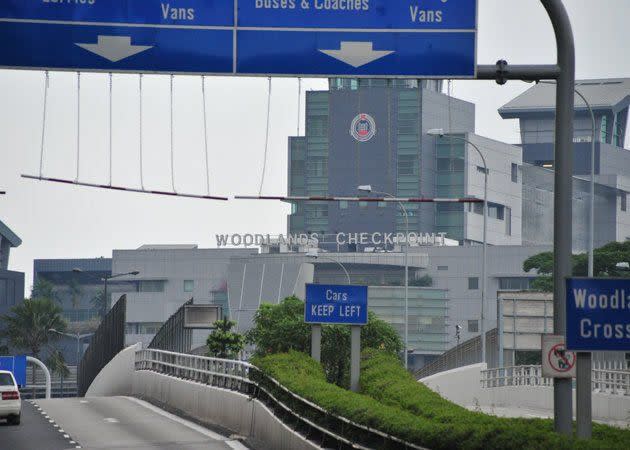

left=254, top=350, right=630, bottom=450
left=360, top=349, right=630, bottom=449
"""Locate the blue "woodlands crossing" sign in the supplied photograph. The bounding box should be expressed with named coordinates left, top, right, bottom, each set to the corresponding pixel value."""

left=0, top=0, right=477, bottom=77
left=566, top=278, right=630, bottom=351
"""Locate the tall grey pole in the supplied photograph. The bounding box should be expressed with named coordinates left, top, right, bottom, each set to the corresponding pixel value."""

left=438, top=135, right=488, bottom=364
left=542, top=0, right=576, bottom=436
left=476, top=1, right=576, bottom=435
left=575, top=87, right=595, bottom=439
left=372, top=190, right=410, bottom=369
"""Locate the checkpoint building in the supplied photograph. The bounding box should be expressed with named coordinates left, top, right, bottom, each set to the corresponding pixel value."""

left=287, top=78, right=630, bottom=252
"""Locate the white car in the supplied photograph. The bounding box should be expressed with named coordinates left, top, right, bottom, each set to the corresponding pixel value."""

left=0, top=370, right=21, bottom=425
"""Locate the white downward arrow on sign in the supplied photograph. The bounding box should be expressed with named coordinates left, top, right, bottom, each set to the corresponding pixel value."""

left=319, top=41, right=394, bottom=68
left=75, top=36, right=153, bottom=62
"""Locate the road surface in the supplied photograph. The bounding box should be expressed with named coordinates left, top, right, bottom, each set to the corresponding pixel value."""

left=27, top=396, right=248, bottom=450
left=0, top=400, right=76, bottom=450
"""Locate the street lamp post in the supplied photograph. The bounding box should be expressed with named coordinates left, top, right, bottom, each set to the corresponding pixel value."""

left=537, top=80, right=596, bottom=440
left=48, top=329, right=94, bottom=366
left=428, top=129, right=488, bottom=364
left=305, top=248, right=351, bottom=284
left=537, top=81, right=596, bottom=277
left=358, top=185, right=410, bottom=369
left=73, top=268, right=140, bottom=313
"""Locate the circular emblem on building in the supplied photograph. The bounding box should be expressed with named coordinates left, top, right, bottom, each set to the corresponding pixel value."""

left=350, top=113, right=376, bottom=142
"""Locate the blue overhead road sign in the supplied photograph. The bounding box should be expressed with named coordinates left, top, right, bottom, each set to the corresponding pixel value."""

left=305, top=284, right=368, bottom=325
left=566, top=278, right=630, bottom=351
left=1, top=0, right=477, bottom=77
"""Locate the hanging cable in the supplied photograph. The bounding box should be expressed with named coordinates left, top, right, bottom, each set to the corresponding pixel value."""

left=38, top=71, right=50, bottom=179
left=139, top=74, right=145, bottom=190
left=201, top=75, right=211, bottom=195
left=108, top=73, right=113, bottom=186
left=75, top=72, right=81, bottom=182
left=258, top=77, right=272, bottom=195
left=297, top=77, right=302, bottom=136
left=170, top=74, right=176, bottom=192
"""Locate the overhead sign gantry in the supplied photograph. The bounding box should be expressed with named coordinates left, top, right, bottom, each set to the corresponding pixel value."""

left=0, top=0, right=476, bottom=77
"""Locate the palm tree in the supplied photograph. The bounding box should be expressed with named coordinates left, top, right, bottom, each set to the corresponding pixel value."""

left=0, top=298, right=67, bottom=359
left=1, top=298, right=67, bottom=396
left=91, top=289, right=107, bottom=318
left=67, top=278, right=83, bottom=310
left=32, top=278, right=59, bottom=303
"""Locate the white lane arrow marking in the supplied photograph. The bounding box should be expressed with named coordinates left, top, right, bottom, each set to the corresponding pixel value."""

left=75, top=36, right=153, bottom=62
left=319, top=41, right=394, bottom=68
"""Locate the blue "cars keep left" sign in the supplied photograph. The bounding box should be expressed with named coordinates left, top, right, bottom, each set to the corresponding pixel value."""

left=305, top=284, right=368, bottom=325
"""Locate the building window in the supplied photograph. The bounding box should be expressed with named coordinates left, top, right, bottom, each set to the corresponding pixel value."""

left=377, top=201, right=387, bottom=208
left=468, top=320, right=479, bottom=333
left=339, top=201, right=348, bottom=210
left=505, top=207, right=512, bottom=235
left=139, top=280, right=165, bottom=293
left=398, top=154, right=418, bottom=176
left=359, top=201, right=368, bottom=208
left=437, top=265, right=448, bottom=271
left=499, top=277, right=534, bottom=290
left=184, top=280, right=194, bottom=292
left=488, top=202, right=505, bottom=220
left=621, top=194, right=627, bottom=212
left=511, top=163, right=518, bottom=183
left=468, top=277, right=479, bottom=290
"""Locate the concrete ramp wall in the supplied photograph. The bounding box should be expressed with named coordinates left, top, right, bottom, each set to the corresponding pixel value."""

left=420, top=364, right=630, bottom=423
left=132, top=370, right=320, bottom=450
left=85, top=343, right=142, bottom=397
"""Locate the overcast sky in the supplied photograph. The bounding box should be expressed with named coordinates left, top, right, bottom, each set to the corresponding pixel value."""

left=1, top=0, right=629, bottom=292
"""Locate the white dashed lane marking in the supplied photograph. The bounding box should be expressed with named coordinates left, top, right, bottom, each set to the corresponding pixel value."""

left=33, top=401, right=81, bottom=449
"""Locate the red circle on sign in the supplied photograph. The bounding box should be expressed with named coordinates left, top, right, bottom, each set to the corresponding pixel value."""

left=547, top=343, right=576, bottom=372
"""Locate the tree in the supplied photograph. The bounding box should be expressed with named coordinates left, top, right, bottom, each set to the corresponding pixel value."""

left=523, top=241, right=630, bottom=291
left=91, top=289, right=107, bottom=318
left=67, top=278, right=83, bottom=310
left=246, top=296, right=403, bottom=386
left=0, top=298, right=67, bottom=358
left=206, top=318, right=244, bottom=359
left=32, top=278, right=59, bottom=303
left=410, top=274, right=433, bottom=287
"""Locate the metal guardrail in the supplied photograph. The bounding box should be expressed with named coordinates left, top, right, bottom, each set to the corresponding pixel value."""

left=135, top=348, right=426, bottom=450
left=481, top=362, right=630, bottom=395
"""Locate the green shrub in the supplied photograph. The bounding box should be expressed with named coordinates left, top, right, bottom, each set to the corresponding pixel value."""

left=360, top=349, right=630, bottom=449
left=246, top=296, right=402, bottom=386
left=253, top=350, right=630, bottom=450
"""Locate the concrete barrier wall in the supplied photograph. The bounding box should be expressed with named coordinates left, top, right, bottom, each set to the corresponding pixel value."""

left=85, top=343, right=142, bottom=397
left=132, top=370, right=320, bottom=450
left=420, top=364, right=630, bottom=423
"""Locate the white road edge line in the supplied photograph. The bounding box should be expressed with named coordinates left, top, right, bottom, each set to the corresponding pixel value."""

left=122, top=396, right=238, bottom=443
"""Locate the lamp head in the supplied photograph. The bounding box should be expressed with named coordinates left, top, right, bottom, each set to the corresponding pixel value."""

left=72, top=268, right=83, bottom=273
left=305, top=249, right=319, bottom=259
left=357, top=185, right=372, bottom=193
left=130, top=271, right=140, bottom=276
left=427, top=128, right=445, bottom=137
